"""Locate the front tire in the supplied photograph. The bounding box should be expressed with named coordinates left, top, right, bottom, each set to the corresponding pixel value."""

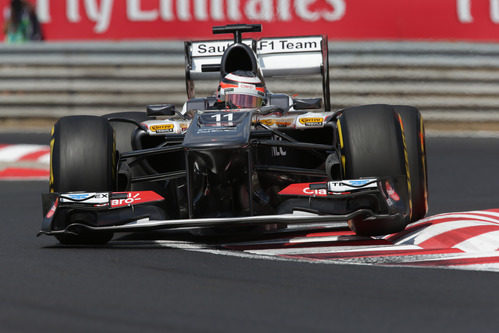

left=50, top=116, right=115, bottom=244
left=394, top=106, right=428, bottom=222
left=338, top=104, right=408, bottom=235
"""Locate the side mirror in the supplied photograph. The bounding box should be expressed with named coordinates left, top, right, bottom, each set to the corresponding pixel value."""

left=259, top=105, right=284, bottom=115
left=293, top=98, right=322, bottom=110
left=146, top=104, right=176, bottom=116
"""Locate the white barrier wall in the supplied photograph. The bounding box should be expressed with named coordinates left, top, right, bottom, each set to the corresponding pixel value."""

left=1, top=41, right=499, bottom=122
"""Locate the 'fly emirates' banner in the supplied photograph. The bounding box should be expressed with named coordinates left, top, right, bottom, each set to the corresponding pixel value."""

left=3, top=0, right=499, bottom=41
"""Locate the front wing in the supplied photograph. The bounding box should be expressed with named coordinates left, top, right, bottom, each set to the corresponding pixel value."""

left=39, top=176, right=411, bottom=238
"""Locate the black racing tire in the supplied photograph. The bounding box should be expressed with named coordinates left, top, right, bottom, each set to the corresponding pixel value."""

left=50, top=115, right=115, bottom=245
left=338, top=104, right=407, bottom=235
left=394, top=106, right=428, bottom=222
left=339, top=105, right=406, bottom=179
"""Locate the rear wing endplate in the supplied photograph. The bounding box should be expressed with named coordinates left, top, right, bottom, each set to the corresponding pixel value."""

left=185, top=35, right=331, bottom=111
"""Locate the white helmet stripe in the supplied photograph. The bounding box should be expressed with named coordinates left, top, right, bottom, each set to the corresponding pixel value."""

left=225, top=73, right=262, bottom=84
left=225, top=87, right=265, bottom=97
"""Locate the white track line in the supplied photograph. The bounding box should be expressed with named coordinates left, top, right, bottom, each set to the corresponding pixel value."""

left=242, top=244, right=422, bottom=256
left=454, top=230, right=499, bottom=252
left=0, top=144, right=48, bottom=162
left=394, top=220, right=499, bottom=246
left=37, top=153, right=50, bottom=164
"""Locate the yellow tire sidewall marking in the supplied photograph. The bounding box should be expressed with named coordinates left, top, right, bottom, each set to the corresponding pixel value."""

left=336, top=118, right=346, bottom=176
left=398, top=114, right=413, bottom=220
left=49, top=126, right=55, bottom=193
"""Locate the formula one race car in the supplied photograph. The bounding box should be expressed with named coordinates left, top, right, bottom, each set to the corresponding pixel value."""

left=39, top=24, right=427, bottom=244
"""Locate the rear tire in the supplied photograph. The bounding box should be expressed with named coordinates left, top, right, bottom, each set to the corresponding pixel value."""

left=338, top=104, right=407, bottom=235
left=50, top=116, right=115, bottom=245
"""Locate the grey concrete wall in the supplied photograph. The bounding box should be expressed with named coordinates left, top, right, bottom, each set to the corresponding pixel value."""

left=1, top=41, right=499, bottom=122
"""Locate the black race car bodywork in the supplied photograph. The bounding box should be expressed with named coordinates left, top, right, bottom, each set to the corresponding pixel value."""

left=39, top=24, right=427, bottom=244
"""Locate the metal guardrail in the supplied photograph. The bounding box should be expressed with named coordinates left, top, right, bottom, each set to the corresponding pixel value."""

left=1, top=41, right=499, bottom=121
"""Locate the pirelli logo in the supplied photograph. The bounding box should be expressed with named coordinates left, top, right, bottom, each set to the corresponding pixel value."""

left=299, top=117, right=323, bottom=127
left=150, top=124, right=174, bottom=133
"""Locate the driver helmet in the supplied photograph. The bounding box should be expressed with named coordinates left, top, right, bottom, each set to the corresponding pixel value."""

left=217, top=70, right=265, bottom=109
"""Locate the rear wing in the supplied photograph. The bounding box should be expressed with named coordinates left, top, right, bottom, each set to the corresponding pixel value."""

left=184, top=35, right=331, bottom=111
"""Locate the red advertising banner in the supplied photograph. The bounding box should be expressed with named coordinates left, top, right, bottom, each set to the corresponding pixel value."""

left=2, top=0, right=499, bottom=41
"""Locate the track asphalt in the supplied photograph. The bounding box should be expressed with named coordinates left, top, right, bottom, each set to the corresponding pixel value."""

left=1, top=133, right=499, bottom=332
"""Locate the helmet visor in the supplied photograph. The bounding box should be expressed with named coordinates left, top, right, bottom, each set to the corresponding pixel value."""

left=225, top=93, right=263, bottom=109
